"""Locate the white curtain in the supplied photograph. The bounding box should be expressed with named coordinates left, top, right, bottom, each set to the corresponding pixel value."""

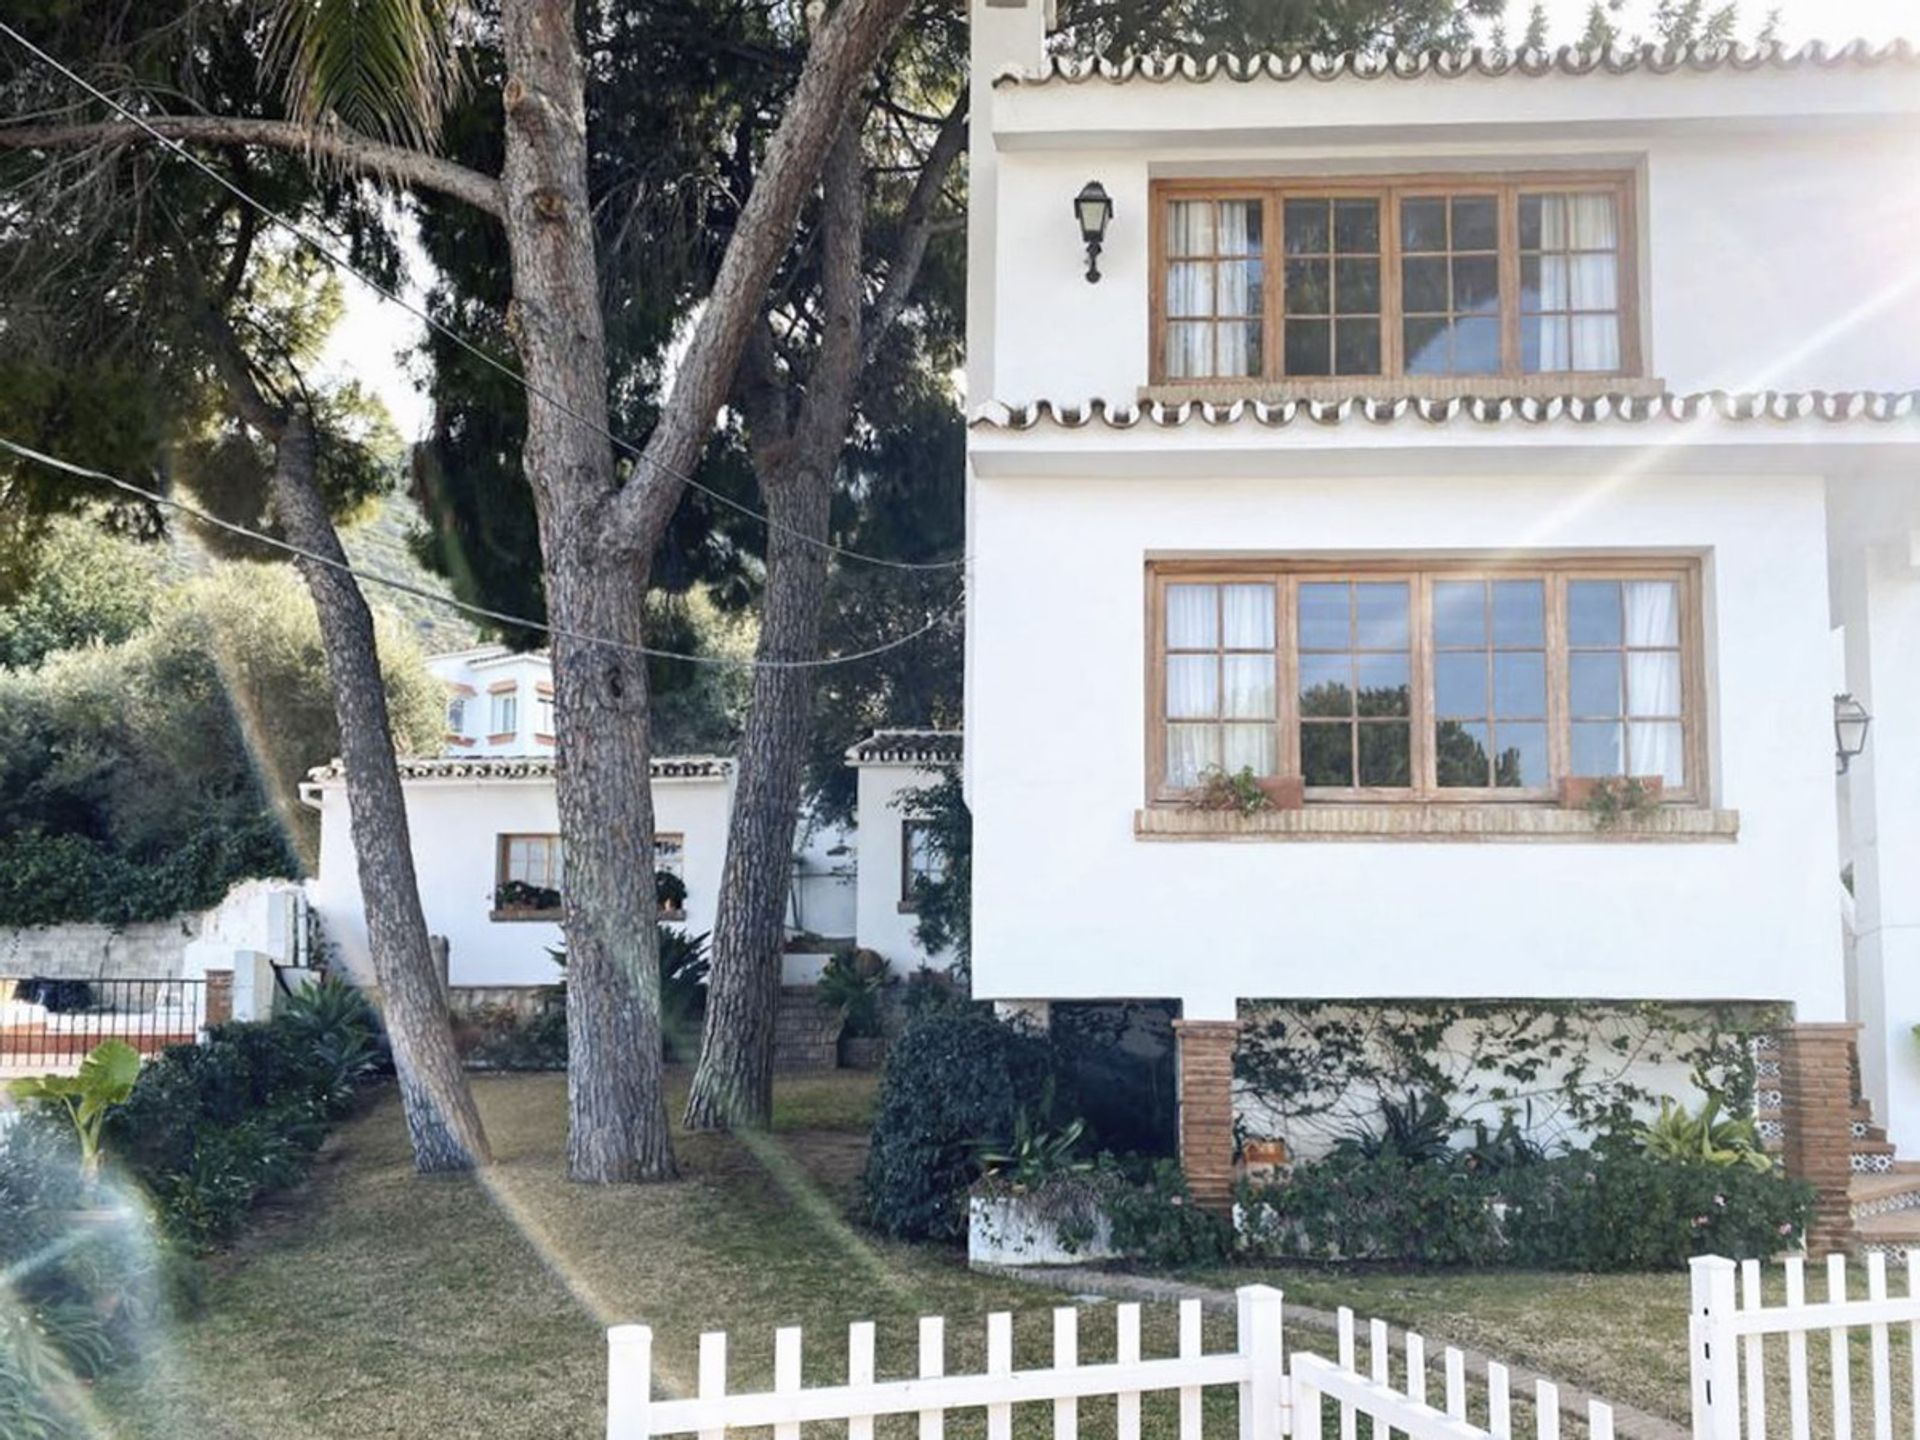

left=1533, top=193, right=1621, bottom=372
left=1222, top=583, right=1275, bottom=649
left=1166, top=584, right=1217, bottom=648
left=1624, top=580, right=1684, bottom=783
left=1167, top=726, right=1220, bottom=787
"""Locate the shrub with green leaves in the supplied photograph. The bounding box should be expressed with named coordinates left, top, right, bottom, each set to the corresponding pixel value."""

left=863, top=1007, right=1068, bottom=1242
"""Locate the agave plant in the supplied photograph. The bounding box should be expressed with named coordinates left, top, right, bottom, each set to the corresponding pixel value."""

left=974, top=1111, right=1091, bottom=1191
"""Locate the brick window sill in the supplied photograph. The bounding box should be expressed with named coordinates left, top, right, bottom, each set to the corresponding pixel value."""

left=1133, top=804, right=1738, bottom=843
left=489, top=908, right=563, bottom=923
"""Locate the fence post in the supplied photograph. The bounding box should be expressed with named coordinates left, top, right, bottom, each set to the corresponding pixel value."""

left=1688, top=1256, right=1740, bottom=1440
left=1237, top=1285, right=1284, bottom=1440
left=607, top=1324, right=652, bottom=1440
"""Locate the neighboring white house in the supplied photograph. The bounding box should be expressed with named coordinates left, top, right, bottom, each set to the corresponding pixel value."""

left=960, top=3, right=1920, bottom=1240
left=425, top=645, right=557, bottom=758
left=847, top=730, right=962, bottom=971
left=302, top=755, right=734, bottom=990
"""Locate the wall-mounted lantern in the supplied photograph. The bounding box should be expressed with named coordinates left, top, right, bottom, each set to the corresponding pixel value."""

left=1835, top=692, right=1873, bottom=774
left=1074, top=181, right=1114, bottom=283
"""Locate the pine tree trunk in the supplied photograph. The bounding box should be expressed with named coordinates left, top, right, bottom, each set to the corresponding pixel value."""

left=269, top=412, right=492, bottom=1171
left=683, top=466, right=833, bottom=1130
left=499, top=0, right=674, bottom=1181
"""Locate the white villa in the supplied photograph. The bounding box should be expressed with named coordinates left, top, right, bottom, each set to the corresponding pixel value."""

left=960, top=3, right=1920, bottom=1249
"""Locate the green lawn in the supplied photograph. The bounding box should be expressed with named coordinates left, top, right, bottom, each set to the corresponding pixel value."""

left=93, top=1072, right=1253, bottom=1440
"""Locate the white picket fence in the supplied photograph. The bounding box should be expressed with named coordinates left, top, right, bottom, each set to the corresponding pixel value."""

left=605, top=1286, right=1610, bottom=1440
left=1691, top=1250, right=1920, bottom=1440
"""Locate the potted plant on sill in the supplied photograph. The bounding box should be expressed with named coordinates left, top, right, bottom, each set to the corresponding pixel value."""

left=1193, top=765, right=1303, bottom=816
left=493, top=879, right=562, bottom=917
left=1559, top=774, right=1664, bottom=828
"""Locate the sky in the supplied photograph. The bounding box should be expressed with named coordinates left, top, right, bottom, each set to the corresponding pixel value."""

left=319, top=0, right=1918, bottom=441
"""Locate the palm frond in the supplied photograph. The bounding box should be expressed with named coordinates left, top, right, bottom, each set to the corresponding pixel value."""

left=265, top=0, right=464, bottom=153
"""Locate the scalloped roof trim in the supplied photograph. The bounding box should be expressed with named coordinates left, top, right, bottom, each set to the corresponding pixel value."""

left=990, top=38, right=1918, bottom=88
left=970, top=391, right=1920, bottom=431
left=845, top=729, right=964, bottom=765
left=305, top=755, right=733, bottom=783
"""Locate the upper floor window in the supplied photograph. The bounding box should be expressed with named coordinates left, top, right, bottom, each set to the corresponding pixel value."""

left=1147, top=558, right=1700, bottom=806
left=446, top=695, right=467, bottom=736
left=489, top=687, right=519, bottom=738
left=1151, top=174, right=1637, bottom=387
left=900, top=820, right=946, bottom=910
left=535, top=690, right=555, bottom=738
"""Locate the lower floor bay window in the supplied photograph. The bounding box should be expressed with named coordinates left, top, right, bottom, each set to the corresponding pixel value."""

left=1148, top=558, right=1702, bottom=805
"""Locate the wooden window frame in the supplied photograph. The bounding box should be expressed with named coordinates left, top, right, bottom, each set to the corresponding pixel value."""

left=1144, top=557, right=1706, bottom=809
left=1147, top=172, right=1642, bottom=391
left=494, top=832, right=564, bottom=919
left=655, top=832, right=686, bottom=920
left=899, top=819, right=941, bottom=912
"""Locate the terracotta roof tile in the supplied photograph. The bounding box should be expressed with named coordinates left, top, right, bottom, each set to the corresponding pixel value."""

left=970, top=391, right=1920, bottom=431
left=845, top=729, right=963, bottom=766
left=992, top=38, right=1918, bottom=88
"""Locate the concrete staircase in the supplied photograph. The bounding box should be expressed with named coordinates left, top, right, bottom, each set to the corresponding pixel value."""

left=772, top=986, right=842, bottom=1073
left=1754, top=1034, right=1916, bottom=1251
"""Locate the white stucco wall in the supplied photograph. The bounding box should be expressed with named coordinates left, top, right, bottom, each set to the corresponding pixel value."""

left=966, top=467, right=1847, bottom=1021
left=308, top=772, right=732, bottom=988
left=853, top=762, right=949, bottom=972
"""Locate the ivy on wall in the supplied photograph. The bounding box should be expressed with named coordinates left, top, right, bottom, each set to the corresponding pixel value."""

left=1235, top=999, right=1787, bottom=1151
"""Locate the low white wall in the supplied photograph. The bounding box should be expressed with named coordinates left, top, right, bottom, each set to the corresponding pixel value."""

left=0, top=879, right=306, bottom=982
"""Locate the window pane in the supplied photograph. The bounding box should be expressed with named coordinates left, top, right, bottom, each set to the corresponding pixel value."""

left=1301, top=723, right=1353, bottom=786
left=1434, top=652, right=1485, bottom=718
left=1432, top=580, right=1485, bottom=647
left=1285, top=259, right=1329, bottom=314
left=1568, top=314, right=1620, bottom=372
left=1166, top=655, right=1218, bottom=719
left=1569, top=652, right=1623, bottom=717
left=1629, top=721, right=1686, bottom=785
left=1298, top=655, right=1353, bottom=716
left=1626, top=652, right=1682, bottom=717
left=1355, top=655, right=1411, bottom=716
left=1404, top=316, right=1449, bottom=374
left=1568, top=580, right=1623, bottom=646
left=1353, top=582, right=1409, bottom=649
left=1452, top=255, right=1499, bottom=314
left=1401, top=197, right=1446, bottom=252
left=1566, top=193, right=1619, bottom=250
left=1219, top=322, right=1262, bottom=377
left=1167, top=725, right=1221, bottom=787
left=1624, top=580, right=1680, bottom=646
left=1436, top=720, right=1490, bottom=786
left=1571, top=720, right=1625, bottom=775
left=1166, top=584, right=1217, bottom=647
left=1335, top=257, right=1380, bottom=313
left=1334, top=320, right=1381, bottom=375
left=1166, top=323, right=1210, bottom=379
left=1222, top=655, right=1276, bottom=718
left=1358, top=723, right=1412, bottom=787
left=1221, top=201, right=1262, bottom=256
left=1223, top=724, right=1277, bottom=776
left=1167, top=263, right=1214, bottom=317
left=1218, top=260, right=1261, bottom=317
left=1452, top=196, right=1498, bottom=250
left=1167, top=201, right=1214, bottom=257
left=1284, top=199, right=1329, bottom=255
left=1496, top=723, right=1550, bottom=788
left=1222, top=583, right=1275, bottom=648
left=1518, top=194, right=1546, bottom=250
left=1402, top=255, right=1448, bottom=313
left=1492, top=580, right=1546, bottom=646
left=1333, top=198, right=1379, bottom=251
left=1565, top=253, right=1617, bottom=310
left=1453, top=317, right=1500, bottom=373
left=1493, top=652, right=1546, bottom=717
left=1298, top=583, right=1350, bottom=649
left=1284, top=319, right=1331, bottom=375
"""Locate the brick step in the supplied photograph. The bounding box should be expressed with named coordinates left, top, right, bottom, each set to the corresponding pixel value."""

left=1850, top=1166, right=1920, bottom=1222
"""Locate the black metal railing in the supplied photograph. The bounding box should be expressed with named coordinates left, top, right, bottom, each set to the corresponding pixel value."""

left=0, top=976, right=209, bottom=1074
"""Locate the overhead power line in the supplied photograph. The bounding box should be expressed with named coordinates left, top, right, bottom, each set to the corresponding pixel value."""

left=0, top=20, right=970, bottom=575
left=0, top=434, right=962, bottom=672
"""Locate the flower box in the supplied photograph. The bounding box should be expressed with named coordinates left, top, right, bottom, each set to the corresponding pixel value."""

left=1557, top=775, right=1664, bottom=810
left=967, top=1185, right=1116, bottom=1268
left=1254, top=776, right=1305, bottom=810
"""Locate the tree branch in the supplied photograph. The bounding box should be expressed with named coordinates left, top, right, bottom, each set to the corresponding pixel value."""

left=862, top=93, right=967, bottom=365
left=600, top=0, right=914, bottom=555
left=0, top=115, right=504, bottom=217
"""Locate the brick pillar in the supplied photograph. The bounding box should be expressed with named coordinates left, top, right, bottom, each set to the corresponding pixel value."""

left=205, top=968, right=234, bottom=1027
left=1776, top=1021, right=1859, bottom=1255
left=1172, top=1018, right=1241, bottom=1214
